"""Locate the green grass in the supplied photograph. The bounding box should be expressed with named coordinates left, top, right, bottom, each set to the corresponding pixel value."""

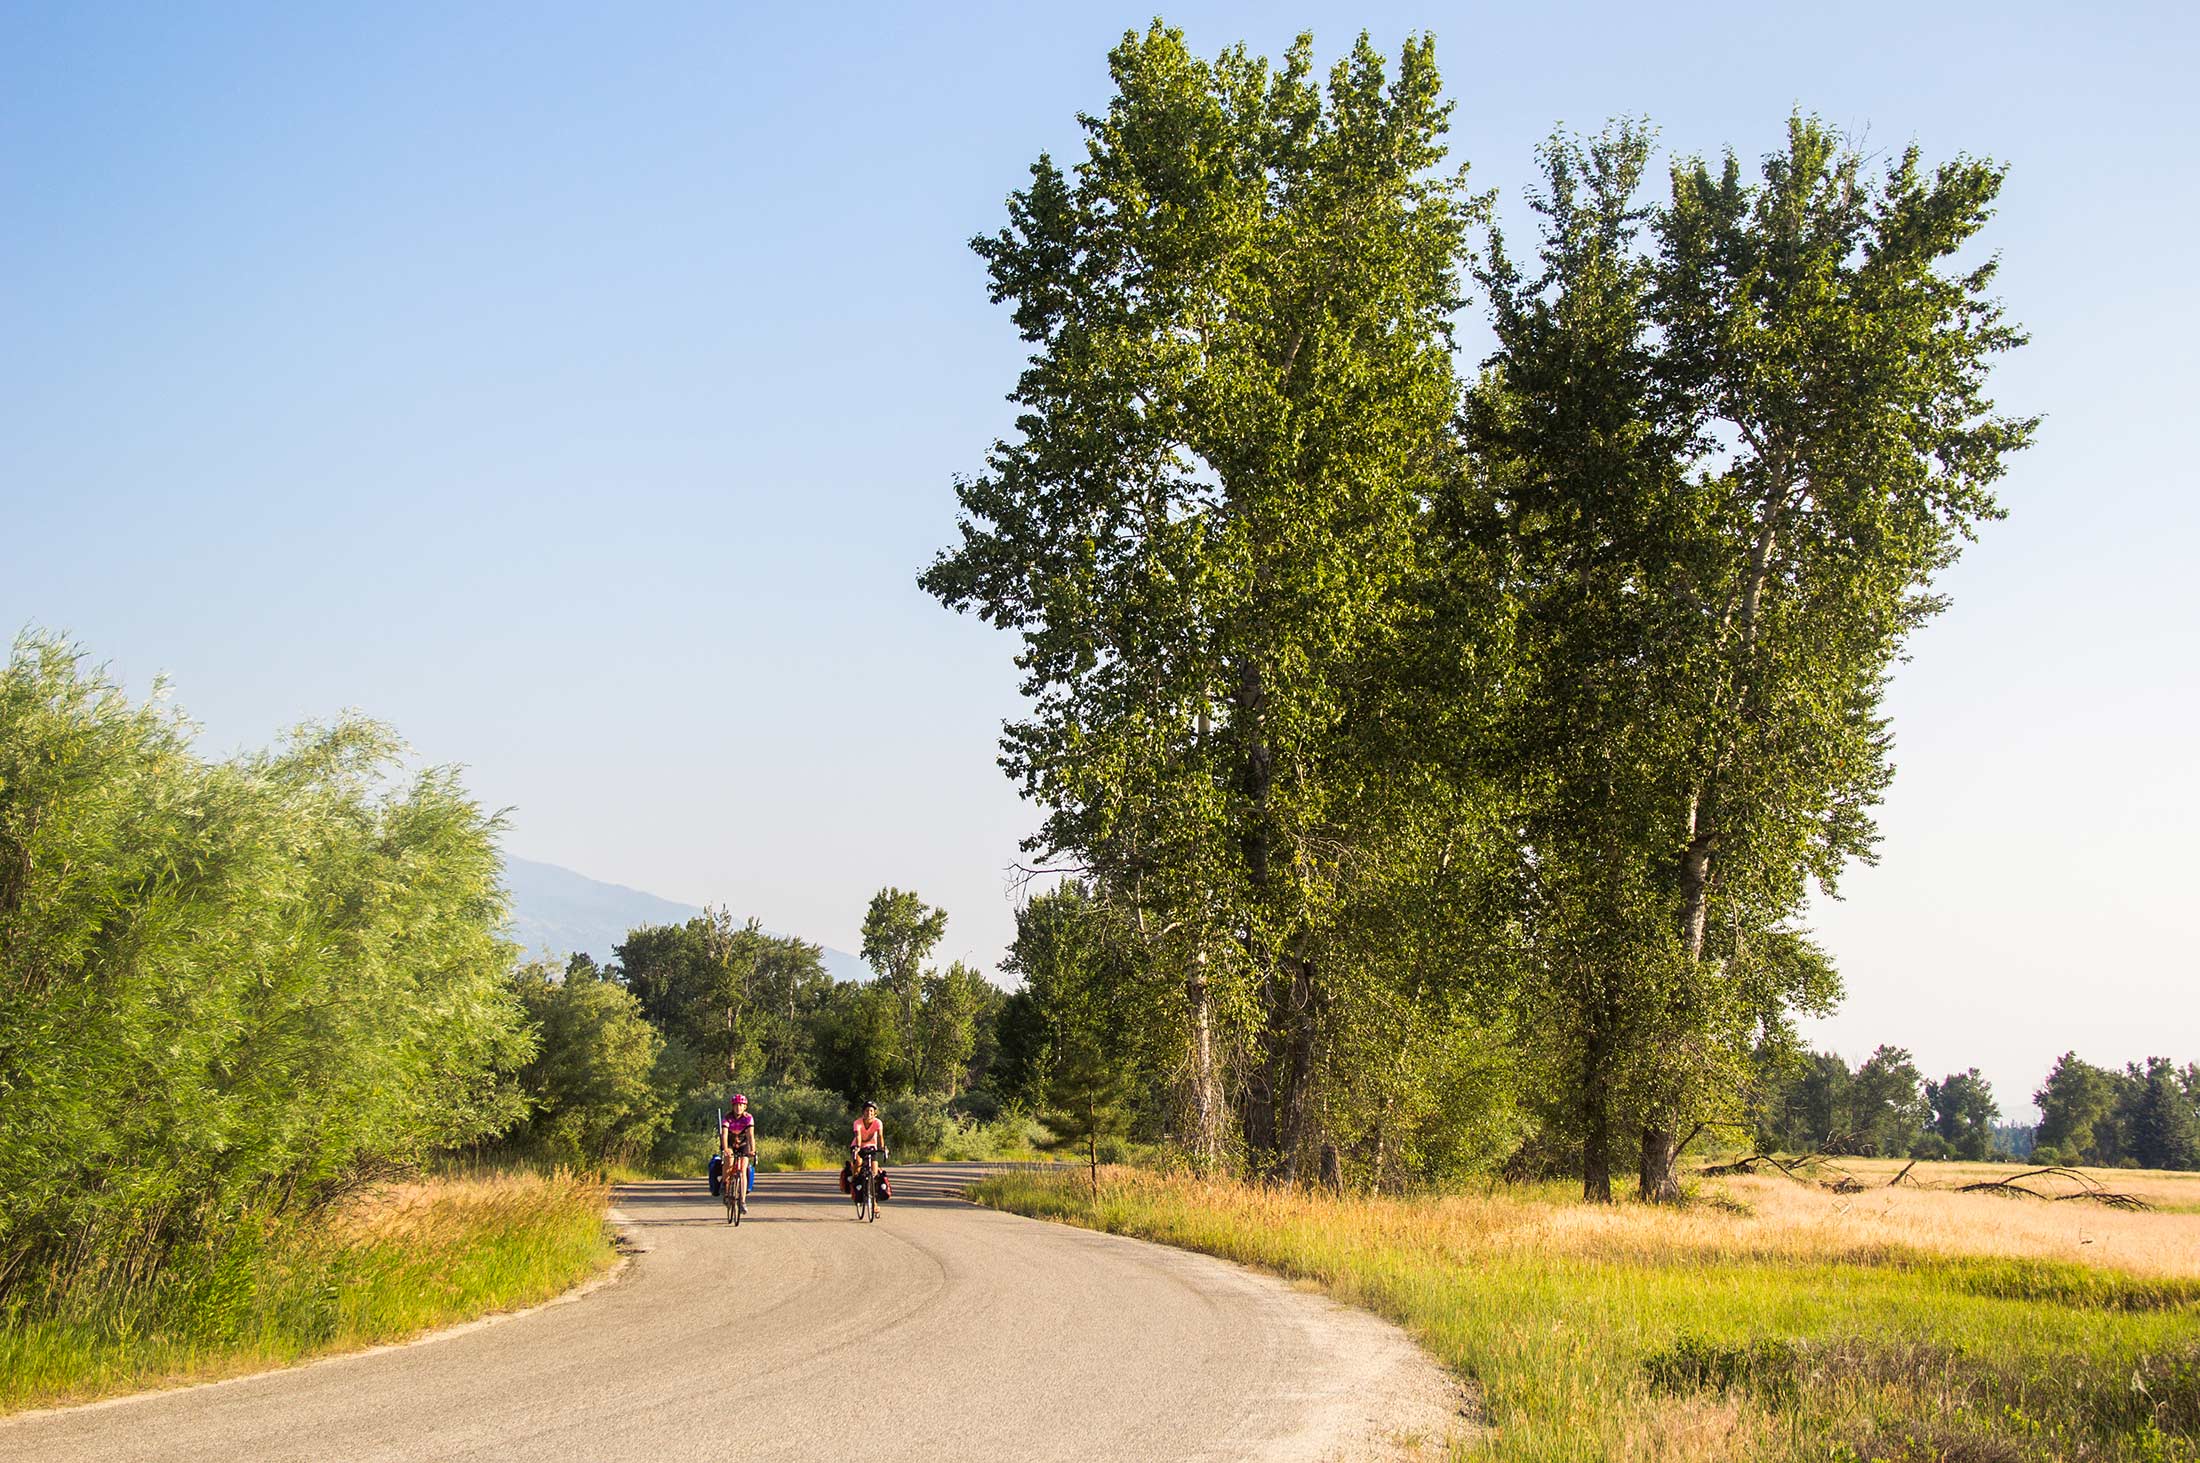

left=0, top=1171, right=614, bottom=1415
left=972, top=1168, right=2200, bottom=1462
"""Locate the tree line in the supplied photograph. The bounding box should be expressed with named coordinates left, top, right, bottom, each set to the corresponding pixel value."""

left=919, top=21, right=2039, bottom=1201
left=497, top=888, right=1015, bottom=1167
left=1750, top=1047, right=2200, bottom=1170
left=2030, top=1053, right=2200, bottom=1170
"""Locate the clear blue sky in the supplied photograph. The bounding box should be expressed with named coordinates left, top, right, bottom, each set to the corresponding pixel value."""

left=6, top=2, right=2194, bottom=1118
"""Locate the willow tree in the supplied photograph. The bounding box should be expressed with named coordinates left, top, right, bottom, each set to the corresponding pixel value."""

left=1472, top=118, right=2033, bottom=1199
left=922, top=22, right=1480, bottom=1176
left=0, top=635, right=528, bottom=1295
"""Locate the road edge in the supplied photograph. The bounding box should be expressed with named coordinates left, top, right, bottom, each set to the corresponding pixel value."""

left=957, top=1183, right=1485, bottom=1460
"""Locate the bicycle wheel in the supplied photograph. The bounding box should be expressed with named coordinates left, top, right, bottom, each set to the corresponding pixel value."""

left=724, top=1157, right=739, bottom=1224
left=865, top=1169, right=878, bottom=1223
left=732, top=1159, right=744, bottom=1226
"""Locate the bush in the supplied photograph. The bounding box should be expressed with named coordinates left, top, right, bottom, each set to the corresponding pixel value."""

left=887, top=1095, right=952, bottom=1160
left=754, top=1086, right=863, bottom=1145
left=948, top=1089, right=1004, bottom=1125
left=0, top=636, right=528, bottom=1304
left=652, top=1085, right=859, bottom=1168
left=503, top=960, right=671, bottom=1167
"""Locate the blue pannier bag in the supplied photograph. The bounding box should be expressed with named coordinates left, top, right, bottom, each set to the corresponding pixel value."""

left=708, top=1152, right=724, bottom=1197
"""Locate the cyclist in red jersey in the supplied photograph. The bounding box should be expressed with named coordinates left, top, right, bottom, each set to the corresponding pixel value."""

left=849, top=1100, right=887, bottom=1217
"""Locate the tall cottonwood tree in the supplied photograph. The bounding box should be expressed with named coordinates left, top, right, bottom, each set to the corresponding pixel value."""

left=1471, top=118, right=2032, bottom=1199
left=860, top=887, right=947, bottom=1085
left=922, top=22, right=1481, bottom=1178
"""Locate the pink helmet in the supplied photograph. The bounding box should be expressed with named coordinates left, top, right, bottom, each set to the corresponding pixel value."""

left=730, top=1094, right=748, bottom=1106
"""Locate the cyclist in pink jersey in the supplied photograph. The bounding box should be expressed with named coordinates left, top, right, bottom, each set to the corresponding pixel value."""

left=720, top=1094, right=757, bottom=1217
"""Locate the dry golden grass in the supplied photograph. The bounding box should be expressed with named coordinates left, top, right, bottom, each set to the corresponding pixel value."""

left=1455, top=1164, right=2200, bottom=1278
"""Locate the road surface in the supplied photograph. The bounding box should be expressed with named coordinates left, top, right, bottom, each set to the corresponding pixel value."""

left=1, top=1164, right=1471, bottom=1462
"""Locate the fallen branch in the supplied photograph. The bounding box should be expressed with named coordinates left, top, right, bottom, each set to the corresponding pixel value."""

left=1956, top=1166, right=2153, bottom=1211
left=1697, top=1152, right=1862, bottom=1191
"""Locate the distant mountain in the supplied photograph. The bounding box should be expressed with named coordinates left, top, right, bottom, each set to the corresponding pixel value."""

left=500, top=855, right=867, bottom=982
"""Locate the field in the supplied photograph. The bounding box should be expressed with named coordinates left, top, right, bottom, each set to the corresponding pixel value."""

left=972, top=1160, right=2200, bottom=1461
left=0, top=1171, right=615, bottom=1415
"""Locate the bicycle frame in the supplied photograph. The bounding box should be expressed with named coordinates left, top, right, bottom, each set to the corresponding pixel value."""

left=724, top=1151, right=750, bottom=1225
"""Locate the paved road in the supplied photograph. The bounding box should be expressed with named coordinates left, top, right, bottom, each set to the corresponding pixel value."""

left=1, top=1165, right=1469, bottom=1462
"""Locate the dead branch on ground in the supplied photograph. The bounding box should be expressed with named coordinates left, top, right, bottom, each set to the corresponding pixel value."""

left=1956, top=1166, right=2153, bottom=1211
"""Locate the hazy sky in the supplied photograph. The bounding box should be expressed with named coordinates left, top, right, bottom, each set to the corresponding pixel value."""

left=5, top=3, right=2193, bottom=1118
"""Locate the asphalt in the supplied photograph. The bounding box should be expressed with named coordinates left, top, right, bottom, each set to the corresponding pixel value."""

left=0, top=1164, right=1472, bottom=1462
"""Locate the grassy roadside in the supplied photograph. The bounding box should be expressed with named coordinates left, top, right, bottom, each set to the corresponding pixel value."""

left=0, top=1170, right=614, bottom=1415
left=972, top=1166, right=2200, bottom=1461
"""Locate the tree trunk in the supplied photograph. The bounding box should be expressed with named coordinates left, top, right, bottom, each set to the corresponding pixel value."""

left=1241, top=1072, right=1276, bottom=1173
left=1185, top=958, right=1224, bottom=1169
left=1318, top=1143, right=1342, bottom=1194
left=1271, top=956, right=1319, bottom=1183
left=1231, top=656, right=1287, bottom=1180
left=1583, top=1101, right=1613, bottom=1204
left=1638, top=1125, right=1681, bottom=1204
left=1640, top=790, right=1717, bottom=1204
left=1582, top=979, right=1615, bottom=1202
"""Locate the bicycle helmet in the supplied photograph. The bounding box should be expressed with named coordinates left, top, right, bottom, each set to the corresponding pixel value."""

left=730, top=1094, right=748, bottom=1106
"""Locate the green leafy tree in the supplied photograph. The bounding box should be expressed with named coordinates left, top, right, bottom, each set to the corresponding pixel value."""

left=507, top=956, right=671, bottom=1165
left=990, top=989, right=1053, bottom=1113
left=2120, top=1058, right=2199, bottom=1171
left=1756, top=1049, right=1854, bottom=1153
left=1845, top=1045, right=1929, bottom=1157
left=746, top=933, right=836, bottom=1087
left=2034, top=1052, right=2127, bottom=1164
left=913, top=962, right=991, bottom=1096
left=1925, top=1068, right=1999, bottom=1162
left=998, top=884, right=1181, bottom=1140
left=860, top=888, right=947, bottom=1090
left=618, top=911, right=826, bottom=1088
left=1469, top=116, right=2031, bottom=1199
left=922, top=23, right=1482, bottom=1179
left=1040, top=1034, right=1135, bottom=1200
left=814, top=981, right=905, bottom=1104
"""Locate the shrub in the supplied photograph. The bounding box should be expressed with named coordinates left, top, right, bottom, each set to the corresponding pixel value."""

left=0, top=636, right=528, bottom=1304
left=503, top=960, right=671, bottom=1167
